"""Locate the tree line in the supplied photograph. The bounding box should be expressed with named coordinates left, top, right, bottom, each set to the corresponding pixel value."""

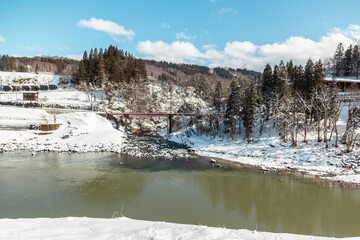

left=0, top=55, right=78, bottom=74
left=333, top=43, right=360, bottom=78
left=73, top=45, right=147, bottom=87
left=194, top=58, right=359, bottom=152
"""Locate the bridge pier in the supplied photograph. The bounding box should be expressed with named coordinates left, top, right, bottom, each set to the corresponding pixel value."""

left=124, top=114, right=129, bottom=133
left=167, top=116, right=173, bottom=134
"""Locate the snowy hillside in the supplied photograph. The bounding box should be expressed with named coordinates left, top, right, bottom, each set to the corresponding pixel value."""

left=0, top=71, right=63, bottom=86
left=0, top=106, right=124, bottom=153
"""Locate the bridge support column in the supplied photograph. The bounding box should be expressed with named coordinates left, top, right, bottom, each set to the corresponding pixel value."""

left=124, top=114, right=129, bottom=134
left=168, top=116, right=173, bottom=134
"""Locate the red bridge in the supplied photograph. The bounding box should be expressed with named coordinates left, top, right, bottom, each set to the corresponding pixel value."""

left=107, top=112, right=199, bottom=133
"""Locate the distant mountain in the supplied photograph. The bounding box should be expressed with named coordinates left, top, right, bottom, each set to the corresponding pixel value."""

left=144, top=59, right=259, bottom=84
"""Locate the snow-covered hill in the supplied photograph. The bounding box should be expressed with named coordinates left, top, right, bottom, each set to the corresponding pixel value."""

left=0, top=106, right=124, bottom=153
left=0, top=71, right=62, bottom=86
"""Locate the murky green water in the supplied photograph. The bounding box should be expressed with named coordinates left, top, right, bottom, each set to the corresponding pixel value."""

left=0, top=152, right=360, bottom=237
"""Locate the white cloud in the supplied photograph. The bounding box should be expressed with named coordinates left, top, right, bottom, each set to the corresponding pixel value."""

left=161, top=22, right=171, bottom=29
left=176, top=32, right=192, bottom=40
left=201, top=44, right=217, bottom=50
left=224, top=41, right=257, bottom=57
left=136, top=24, right=360, bottom=71
left=25, top=46, right=43, bottom=52
left=66, top=54, right=83, bottom=61
left=56, top=46, right=70, bottom=50
left=334, top=24, right=360, bottom=41
left=137, top=40, right=201, bottom=63
left=78, top=18, right=135, bottom=40
left=0, top=35, right=5, bottom=42
left=219, top=8, right=238, bottom=15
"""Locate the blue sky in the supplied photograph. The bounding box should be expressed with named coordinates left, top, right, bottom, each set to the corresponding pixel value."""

left=1, top=0, right=360, bottom=70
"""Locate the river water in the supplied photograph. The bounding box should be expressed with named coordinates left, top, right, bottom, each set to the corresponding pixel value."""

left=0, top=152, right=359, bottom=237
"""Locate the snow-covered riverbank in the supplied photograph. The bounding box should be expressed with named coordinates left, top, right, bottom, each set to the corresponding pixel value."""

left=0, top=106, right=124, bottom=153
left=0, top=106, right=191, bottom=159
left=0, top=217, right=353, bottom=240
left=167, top=106, right=360, bottom=185
left=1, top=104, right=360, bottom=185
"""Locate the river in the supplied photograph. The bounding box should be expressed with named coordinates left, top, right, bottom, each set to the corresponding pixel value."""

left=0, top=152, right=359, bottom=238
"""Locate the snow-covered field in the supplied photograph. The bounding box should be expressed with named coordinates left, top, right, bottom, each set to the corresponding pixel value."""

left=0, top=90, right=102, bottom=109
left=0, top=71, right=62, bottom=85
left=0, top=217, right=353, bottom=240
left=0, top=71, right=105, bottom=110
left=0, top=106, right=124, bottom=153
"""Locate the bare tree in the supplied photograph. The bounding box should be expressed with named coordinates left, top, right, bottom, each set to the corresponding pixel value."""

left=274, top=94, right=292, bottom=141
left=341, top=96, right=360, bottom=152
left=296, top=91, right=313, bottom=142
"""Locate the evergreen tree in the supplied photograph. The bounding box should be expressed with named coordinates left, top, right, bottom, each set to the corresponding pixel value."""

left=225, top=80, right=241, bottom=138
left=242, top=80, right=258, bottom=139
left=78, top=61, right=87, bottom=85
left=286, top=60, right=294, bottom=80
left=195, top=74, right=209, bottom=100
left=290, top=65, right=304, bottom=94
left=137, top=59, right=147, bottom=79
left=344, top=44, right=353, bottom=76
left=314, top=59, right=325, bottom=87
left=96, top=54, right=106, bottom=87
left=89, top=48, right=94, bottom=60
left=352, top=45, right=360, bottom=78
left=88, top=48, right=95, bottom=83
left=304, top=58, right=315, bottom=98
left=279, top=60, right=288, bottom=80
left=261, top=64, right=273, bottom=119
left=273, top=64, right=287, bottom=97
left=333, top=43, right=344, bottom=76
left=213, top=81, right=224, bottom=112
left=82, top=50, right=88, bottom=61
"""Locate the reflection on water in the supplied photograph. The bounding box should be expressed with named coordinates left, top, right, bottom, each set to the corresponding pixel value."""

left=77, top=171, right=145, bottom=206
left=193, top=172, right=360, bottom=237
left=0, top=152, right=359, bottom=237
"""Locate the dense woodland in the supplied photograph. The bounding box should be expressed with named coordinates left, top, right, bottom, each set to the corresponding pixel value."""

left=332, top=43, right=360, bottom=78
left=195, top=57, right=359, bottom=152
left=73, top=45, right=147, bottom=87
left=144, top=60, right=209, bottom=76
left=0, top=55, right=78, bottom=75
left=71, top=45, right=259, bottom=113
left=144, top=59, right=258, bottom=79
